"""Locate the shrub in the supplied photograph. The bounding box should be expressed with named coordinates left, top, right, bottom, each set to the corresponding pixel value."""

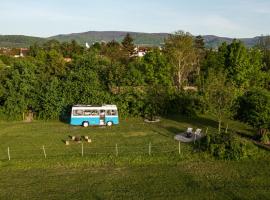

left=236, top=88, right=270, bottom=131
left=199, top=131, right=249, bottom=160
left=166, top=91, right=203, bottom=116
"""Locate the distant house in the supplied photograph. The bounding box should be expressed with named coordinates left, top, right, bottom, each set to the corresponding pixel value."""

left=133, top=46, right=149, bottom=57
left=14, top=48, right=29, bottom=57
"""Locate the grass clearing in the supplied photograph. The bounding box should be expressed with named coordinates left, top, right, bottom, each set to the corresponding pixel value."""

left=0, top=115, right=270, bottom=199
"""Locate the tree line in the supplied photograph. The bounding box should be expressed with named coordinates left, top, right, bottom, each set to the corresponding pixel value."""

left=0, top=32, right=270, bottom=140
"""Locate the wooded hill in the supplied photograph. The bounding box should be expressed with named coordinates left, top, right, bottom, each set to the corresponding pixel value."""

left=0, top=31, right=262, bottom=48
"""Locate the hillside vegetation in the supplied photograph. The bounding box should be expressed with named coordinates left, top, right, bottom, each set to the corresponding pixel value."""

left=0, top=31, right=263, bottom=48
left=0, top=35, right=46, bottom=48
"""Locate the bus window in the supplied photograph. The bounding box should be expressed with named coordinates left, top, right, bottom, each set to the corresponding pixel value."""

left=73, top=110, right=84, bottom=116
left=111, top=110, right=117, bottom=116
left=106, top=110, right=112, bottom=115
left=107, top=110, right=117, bottom=116
left=84, top=110, right=92, bottom=116
left=90, top=110, right=99, bottom=116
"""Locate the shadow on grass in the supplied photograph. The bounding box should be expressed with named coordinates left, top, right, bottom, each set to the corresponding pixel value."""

left=164, top=114, right=218, bottom=129
left=235, top=130, right=270, bottom=151
left=153, top=126, right=184, bottom=138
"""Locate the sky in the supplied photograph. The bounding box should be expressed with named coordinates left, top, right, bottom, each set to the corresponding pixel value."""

left=0, top=0, right=269, bottom=38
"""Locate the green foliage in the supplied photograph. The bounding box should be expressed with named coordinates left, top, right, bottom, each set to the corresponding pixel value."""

left=236, top=88, right=270, bottom=130
left=200, top=131, right=250, bottom=160
left=0, top=36, right=268, bottom=122
left=121, top=33, right=135, bottom=56
left=226, top=40, right=264, bottom=90
left=141, top=48, right=173, bottom=86
left=260, top=133, right=270, bottom=144
left=1, top=60, right=37, bottom=120
left=166, top=91, right=203, bottom=116
left=203, top=69, right=236, bottom=132
left=164, top=31, right=200, bottom=88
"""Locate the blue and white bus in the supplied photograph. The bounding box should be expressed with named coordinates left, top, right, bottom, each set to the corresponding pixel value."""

left=70, top=104, right=119, bottom=127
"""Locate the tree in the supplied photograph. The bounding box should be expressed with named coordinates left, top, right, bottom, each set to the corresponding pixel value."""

left=204, top=69, right=236, bottom=133
left=121, top=33, right=135, bottom=57
left=1, top=60, right=37, bottom=119
left=164, top=31, right=200, bottom=89
left=141, top=48, right=173, bottom=86
left=102, top=40, right=123, bottom=64
left=257, top=35, right=270, bottom=71
left=225, top=40, right=264, bottom=90
left=236, top=88, right=270, bottom=135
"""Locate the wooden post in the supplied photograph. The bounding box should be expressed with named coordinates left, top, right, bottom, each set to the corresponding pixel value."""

left=178, top=141, right=181, bottom=155
left=42, top=145, right=47, bottom=159
left=81, top=143, right=84, bottom=157
left=148, top=142, right=151, bottom=156
left=7, top=147, right=10, bottom=161
left=115, top=144, right=118, bottom=156
left=225, top=124, right=228, bottom=133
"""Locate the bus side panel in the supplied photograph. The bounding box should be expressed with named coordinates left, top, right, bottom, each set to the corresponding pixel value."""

left=70, top=117, right=100, bottom=125
left=105, top=116, right=119, bottom=125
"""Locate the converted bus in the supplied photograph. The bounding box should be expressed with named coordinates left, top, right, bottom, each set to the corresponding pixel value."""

left=70, top=104, right=119, bottom=127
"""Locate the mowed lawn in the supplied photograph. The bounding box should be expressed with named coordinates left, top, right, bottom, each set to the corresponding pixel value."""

left=0, top=116, right=270, bottom=200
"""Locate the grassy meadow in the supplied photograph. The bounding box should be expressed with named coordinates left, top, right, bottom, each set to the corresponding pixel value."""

left=0, top=115, right=270, bottom=199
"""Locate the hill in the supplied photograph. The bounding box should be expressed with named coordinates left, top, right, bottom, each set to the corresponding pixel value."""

left=49, top=31, right=168, bottom=46
left=0, top=35, right=46, bottom=48
left=0, top=31, right=262, bottom=48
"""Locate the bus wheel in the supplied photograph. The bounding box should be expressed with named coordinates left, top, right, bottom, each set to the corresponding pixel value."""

left=107, top=121, right=113, bottom=126
left=82, top=121, right=89, bottom=127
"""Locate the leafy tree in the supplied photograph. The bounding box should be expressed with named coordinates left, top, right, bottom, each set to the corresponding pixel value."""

left=164, top=31, right=200, bottom=89
left=42, top=39, right=62, bottom=53
left=236, top=88, right=270, bottom=134
left=35, top=77, right=64, bottom=119
left=204, top=69, right=236, bottom=133
left=121, top=33, right=135, bottom=57
left=225, top=40, right=264, bottom=90
left=1, top=60, right=37, bottom=119
left=143, top=85, right=166, bottom=121
left=141, top=48, right=173, bottom=86
left=102, top=40, right=123, bottom=64
left=257, top=35, right=270, bottom=71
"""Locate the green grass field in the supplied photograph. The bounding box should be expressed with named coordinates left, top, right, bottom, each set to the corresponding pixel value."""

left=0, top=115, right=270, bottom=200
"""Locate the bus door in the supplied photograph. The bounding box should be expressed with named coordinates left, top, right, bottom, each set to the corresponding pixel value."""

left=99, top=109, right=105, bottom=125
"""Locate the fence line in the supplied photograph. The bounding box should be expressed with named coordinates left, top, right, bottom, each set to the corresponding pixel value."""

left=1, top=142, right=190, bottom=161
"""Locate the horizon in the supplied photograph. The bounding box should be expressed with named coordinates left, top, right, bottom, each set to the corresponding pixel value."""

left=0, top=30, right=264, bottom=39
left=1, top=0, right=270, bottom=38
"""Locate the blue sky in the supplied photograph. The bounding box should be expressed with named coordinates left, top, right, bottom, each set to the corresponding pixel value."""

left=0, top=0, right=269, bottom=38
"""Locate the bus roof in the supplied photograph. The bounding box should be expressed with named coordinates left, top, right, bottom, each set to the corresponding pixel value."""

left=72, top=104, right=117, bottom=110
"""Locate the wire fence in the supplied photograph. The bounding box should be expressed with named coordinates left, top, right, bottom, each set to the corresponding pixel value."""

left=0, top=141, right=193, bottom=161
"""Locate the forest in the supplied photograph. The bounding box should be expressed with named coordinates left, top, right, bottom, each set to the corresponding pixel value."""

left=0, top=31, right=270, bottom=144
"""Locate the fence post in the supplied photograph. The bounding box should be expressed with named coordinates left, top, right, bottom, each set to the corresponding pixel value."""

left=178, top=141, right=181, bottom=155
left=81, top=143, right=84, bottom=157
left=148, top=142, right=151, bottom=156
left=7, top=147, right=10, bottom=161
left=42, top=145, right=47, bottom=159
left=115, top=144, right=118, bottom=156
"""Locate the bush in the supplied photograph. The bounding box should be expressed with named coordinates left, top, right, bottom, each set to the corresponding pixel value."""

left=166, top=91, right=203, bottom=116
left=199, top=131, right=249, bottom=160
left=235, top=88, right=270, bottom=130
